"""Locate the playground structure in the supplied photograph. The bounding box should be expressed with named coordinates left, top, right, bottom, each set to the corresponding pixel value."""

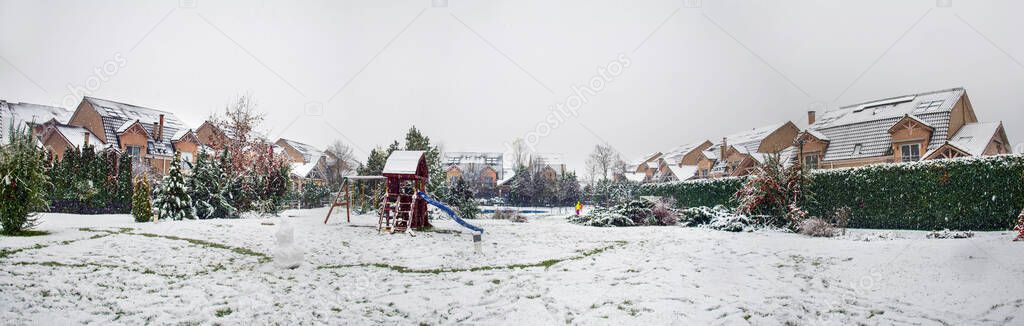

left=324, top=151, right=483, bottom=235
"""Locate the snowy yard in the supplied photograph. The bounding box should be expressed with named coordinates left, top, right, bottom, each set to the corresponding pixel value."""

left=1, top=209, right=1022, bottom=325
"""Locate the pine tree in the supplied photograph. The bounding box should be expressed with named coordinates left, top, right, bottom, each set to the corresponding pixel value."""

left=188, top=151, right=216, bottom=219
left=131, top=177, right=154, bottom=223
left=0, top=123, right=50, bottom=234
left=404, top=126, right=445, bottom=199
left=446, top=177, right=479, bottom=219
left=1014, top=208, right=1024, bottom=242
left=217, top=149, right=241, bottom=218
left=115, top=153, right=133, bottom=213
left=153, top=153, right=195, bottom=220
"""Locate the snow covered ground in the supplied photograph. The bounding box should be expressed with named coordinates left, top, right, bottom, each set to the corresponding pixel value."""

left=2, top=208, right=1022, bottom=325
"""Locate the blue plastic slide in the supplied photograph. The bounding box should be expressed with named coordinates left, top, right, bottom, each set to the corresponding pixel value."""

left=417, top=191, right=484, bottom=234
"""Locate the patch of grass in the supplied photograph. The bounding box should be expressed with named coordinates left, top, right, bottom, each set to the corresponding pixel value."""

left=490, top=279, right=501, bottom=285
left=215, top=307, right=233, bottom=317
left=317, top=241, right=626, bottom=274
left=2, top=230, right=51, bottom=237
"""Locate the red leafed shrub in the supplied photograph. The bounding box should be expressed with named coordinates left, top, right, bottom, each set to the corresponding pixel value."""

left=1014, top=209, right=1024, bottom=242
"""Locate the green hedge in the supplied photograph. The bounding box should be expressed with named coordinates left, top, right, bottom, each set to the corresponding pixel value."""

left=640, top=177, right=745, bottom=208
left=637, top=155, right=1024, bottom=231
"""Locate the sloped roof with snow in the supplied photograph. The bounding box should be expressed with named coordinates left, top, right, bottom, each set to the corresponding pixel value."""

left=661, top=142, right=706, bottom=164
left=290, top=161, right=323, bottom=179
left=444, top=152, right=505, bottom=180
left=666, top=165, right=698, bottom=181
left=719, top=122, right=788, bottom=154
left=0, top=100, right=73, bottom=143
left=277, top=138, right=325, bottom=163
left=926, top=122, right=1003, bottom=157
left=84, top=97, right=190, bottom=156
left=53, top=124, right=103, bottom=150
left=808, top=88, right=964, bottom=162
left=383, top=151, right=425, bottom=175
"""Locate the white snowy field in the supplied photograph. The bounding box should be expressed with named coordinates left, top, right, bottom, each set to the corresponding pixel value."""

left=1, top=209, right=1022, bottom=325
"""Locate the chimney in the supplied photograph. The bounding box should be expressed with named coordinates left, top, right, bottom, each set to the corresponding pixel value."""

left=158, top=114, right=165, bottom=141
left=807, top=111, right=817, bottom=125
left=83, top=132, right=89, bottom=146
left=720, top=137, right=728, bottom=157
left=152, top=122, right=159, bottom=140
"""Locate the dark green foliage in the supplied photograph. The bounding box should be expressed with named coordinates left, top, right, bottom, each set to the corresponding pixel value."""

left=1, top=124, right=50, bottom=234
left=508, top=166, right=582, bottom=207
left=115, top=153, right=133, bottom=213
left=569, top=199, right=678, bottom=227
left=132, top=177, right=153, bottom=223
left=638, top=155, right=1024, bottom=231
left=445, top=177, right=479, bottom=219
left=639, top=177, right=745, bottom=209
left=153, top=153, right=195, bottom=220
left=189, top=151, right=238, bottom=219
left=583, top=179, right=641, bottom=207
left=300, top=181, right=331, bottom=208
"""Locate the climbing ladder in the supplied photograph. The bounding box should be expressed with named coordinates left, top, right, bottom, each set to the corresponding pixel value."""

left=378, top=178, right=415, bottom=234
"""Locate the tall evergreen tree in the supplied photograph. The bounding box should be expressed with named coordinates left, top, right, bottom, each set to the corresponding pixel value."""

left=0, top=124, right=50, bottom=234
left=153, top=153, right=195, bottom=220
left=218, top=149, right=241, bottom=218
left=403, top=126, right=445, bottom=198
left=132, top=177, right=153, bottom=223
left=115, top=152, right=133, bottom=213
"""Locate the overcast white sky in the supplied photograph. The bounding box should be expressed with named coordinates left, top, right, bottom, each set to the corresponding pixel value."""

left=2, top=0, right=1022, bottom=173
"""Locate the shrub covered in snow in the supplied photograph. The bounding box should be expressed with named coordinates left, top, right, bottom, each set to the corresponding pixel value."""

left=798, top=218, right=837, bottom=237
left=679, top=205, right=733, bottom=226
left=569, top=198, right=679, bottom=227
left=706, top=212, right=754, bottom=232
left=926, top=229, right=975, bottom=239
left=492, top=208, right=527, bottom=223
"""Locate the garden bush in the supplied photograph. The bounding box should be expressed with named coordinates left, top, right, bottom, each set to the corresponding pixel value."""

left=798, top=218, right=837, bottom=237
left=638, top=155, right=1024, bottom=231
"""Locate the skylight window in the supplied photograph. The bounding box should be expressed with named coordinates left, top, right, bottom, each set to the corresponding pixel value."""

left=956, top=136, right=974, bottom=143
left=853, top=144, right=863, bottom=155
left=914, top=100, right=943, bottom=113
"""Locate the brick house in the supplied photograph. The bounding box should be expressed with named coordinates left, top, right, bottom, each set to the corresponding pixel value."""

left=444, top=152, right=505, bottom=197
left=797, top=87, right=1011, bottom=169
left=695, top=122, right=800, bottom=178
left=624, top=140, right=714, bottom=182
left=60, top=97, right=201, bottom=174
left=274, top=138, right=328, bottom=188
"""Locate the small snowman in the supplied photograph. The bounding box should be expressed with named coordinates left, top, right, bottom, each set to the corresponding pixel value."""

left=273, top=217, right=303, bottom=269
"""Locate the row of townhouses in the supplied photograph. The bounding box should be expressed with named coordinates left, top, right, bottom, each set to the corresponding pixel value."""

left=443, top=152, right=566, bottom=197
left=1, top=96, right=338, bottom=188
left=624, top=87, right=1013, bottom=182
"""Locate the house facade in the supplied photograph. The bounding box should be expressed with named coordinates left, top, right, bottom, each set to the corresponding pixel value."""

left=695, top=122, right=800, bottom=179
left=59, top=97, right=201, bottom=174
left=528, top=153, right=567, bottom=181
left=274, top=138, right=329, bottom=188
left=797, top=87, right=1011, bottom=169
left=444, top=152, right=505, bottom=196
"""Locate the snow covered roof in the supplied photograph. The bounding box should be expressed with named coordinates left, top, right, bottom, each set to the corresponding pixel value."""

left=290, top=161, right=322, bottom=179
left=83, top=97, right=190, bottom=157
left=924, top=122, right=1003, bottom=158
left=661, top=141, right=708, bottom=164
left=277, top=138, right=325, bottom=163
left=645, top=161, right=660, bottom=169
left=1, top=101, right=73, bottom=140
left=719, top=122, right=788, bottom=154
left=52, top=124, right=103, bottom=150
left=383, top=151, right=426, bottom=175
left=497, top=168, right=517, bottom=186
left=171, top=129, right=193, bottom=142
left=808, top=88, right=964, bottom=162
left=802, top=129, right=830, bottom=142
left=622, top=172, right=646, bottom=182
left=666, top=165, right=698, bottom=181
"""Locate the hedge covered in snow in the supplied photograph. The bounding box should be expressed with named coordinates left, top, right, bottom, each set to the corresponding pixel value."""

left=638, top=155, right=1024, bottom=231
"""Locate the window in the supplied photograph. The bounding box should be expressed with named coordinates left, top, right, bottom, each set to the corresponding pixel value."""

left=126, top=145, right=142, bottom=160
left=804, top=153, right=819, bottom=170
left=914, top=100, right=943, bottom=112
left=180, top=151, right=194, bottom=170
left=900, top=144, right=921, bottom=162
left=853, top=144, right=863, bottom=155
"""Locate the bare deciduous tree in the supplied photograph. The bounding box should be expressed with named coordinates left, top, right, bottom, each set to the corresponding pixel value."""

left=586, top=144, right=620, bottom=181
left=509, top=138, right=529, bottom=169
left=325, top=140, right=358, bottom=186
